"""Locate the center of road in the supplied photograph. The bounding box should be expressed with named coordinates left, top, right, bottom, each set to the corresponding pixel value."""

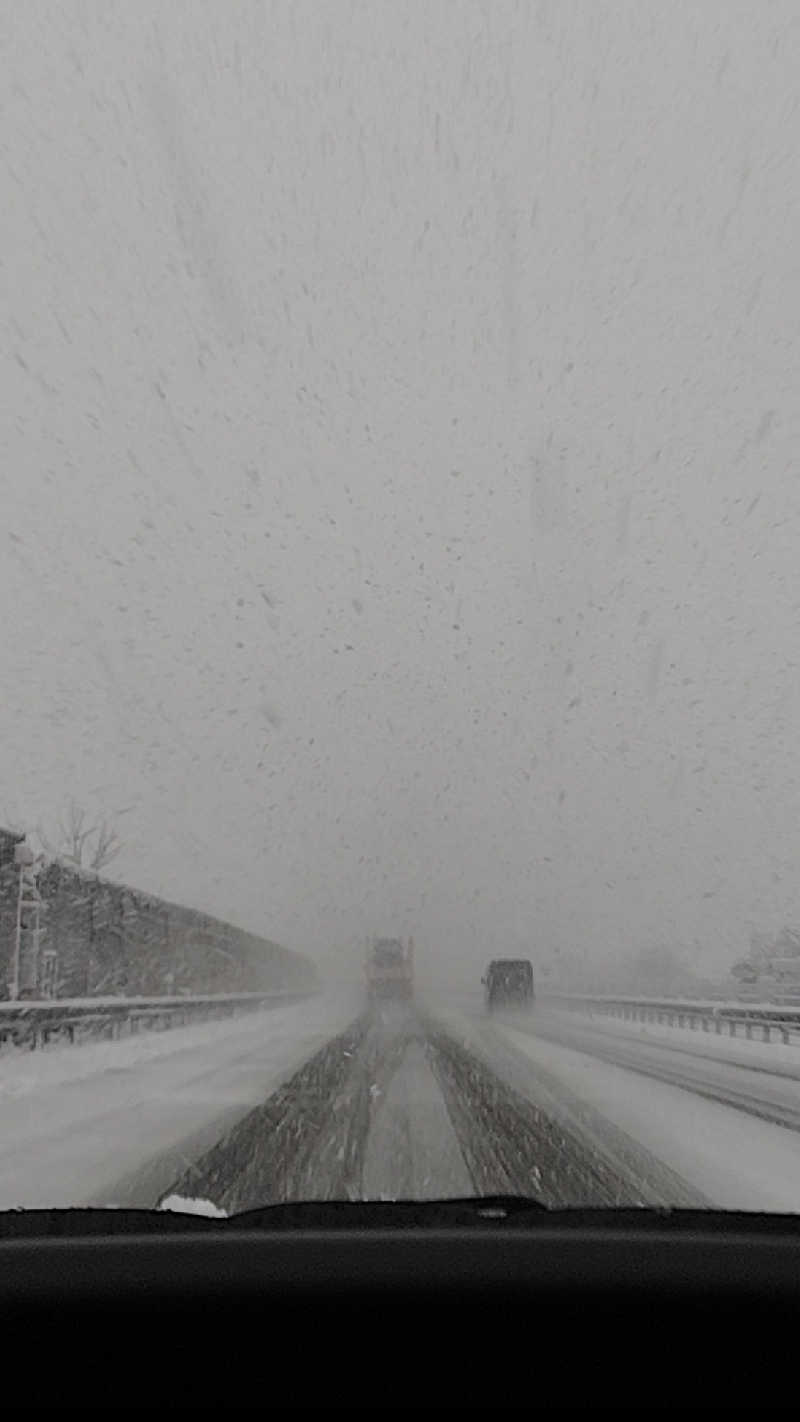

left=161, top=1004, right=685, bottom=1210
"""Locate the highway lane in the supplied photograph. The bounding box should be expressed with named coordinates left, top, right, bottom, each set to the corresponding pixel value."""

left=442, top=1001, right=800, bottom=1212
left=5, top=995, right=798, bottom=1215
left=163, top=1003, right=705, bottom=1211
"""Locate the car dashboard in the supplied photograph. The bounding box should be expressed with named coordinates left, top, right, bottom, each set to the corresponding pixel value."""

left=0, top=1201, right=796, bottom=1409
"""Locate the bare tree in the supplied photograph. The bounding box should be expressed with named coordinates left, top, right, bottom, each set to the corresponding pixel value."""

left=38, top=799, right=123, bottom=873
left=90, top=817, right=123, bottom=872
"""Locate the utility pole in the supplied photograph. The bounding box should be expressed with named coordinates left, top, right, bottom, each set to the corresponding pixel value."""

left=9, top=841, right=42, bottom=1001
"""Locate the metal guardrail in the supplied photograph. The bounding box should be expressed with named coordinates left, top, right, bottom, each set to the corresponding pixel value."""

left=0, top=991, right=312, bottom=1051
left=543, top=992, right=800, bottom=1045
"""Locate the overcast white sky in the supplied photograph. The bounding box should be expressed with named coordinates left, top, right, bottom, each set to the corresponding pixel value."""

left=3, top=1, right=800, bottom=980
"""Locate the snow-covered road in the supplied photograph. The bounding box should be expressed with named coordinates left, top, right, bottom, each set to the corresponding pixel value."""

left=0, top=993, right=359, bottom=1208
left=167, top=1001, right=671, bottom=1210
left=516, top=1008, right=800, bottom=1129
left=3, top=993, right=800, bottom=1214
left=451, top=1002, right=800, bottom=1213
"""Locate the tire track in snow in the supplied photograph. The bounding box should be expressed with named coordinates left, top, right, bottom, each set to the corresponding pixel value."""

left=163, top=1006, right=690, bottom=1211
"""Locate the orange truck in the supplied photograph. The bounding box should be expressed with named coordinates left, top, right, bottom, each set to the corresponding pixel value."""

left=365, top=937, right=414, bottom=1002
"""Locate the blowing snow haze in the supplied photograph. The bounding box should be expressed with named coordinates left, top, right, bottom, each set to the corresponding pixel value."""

left=3, top=2, right=800, bottom=983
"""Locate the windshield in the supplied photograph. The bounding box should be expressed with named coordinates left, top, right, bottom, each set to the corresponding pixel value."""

left=3, top=2, right=800, bottom=1217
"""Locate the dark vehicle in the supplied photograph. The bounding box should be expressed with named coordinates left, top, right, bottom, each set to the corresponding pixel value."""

left=483, top=959, right=534, bottom=1011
